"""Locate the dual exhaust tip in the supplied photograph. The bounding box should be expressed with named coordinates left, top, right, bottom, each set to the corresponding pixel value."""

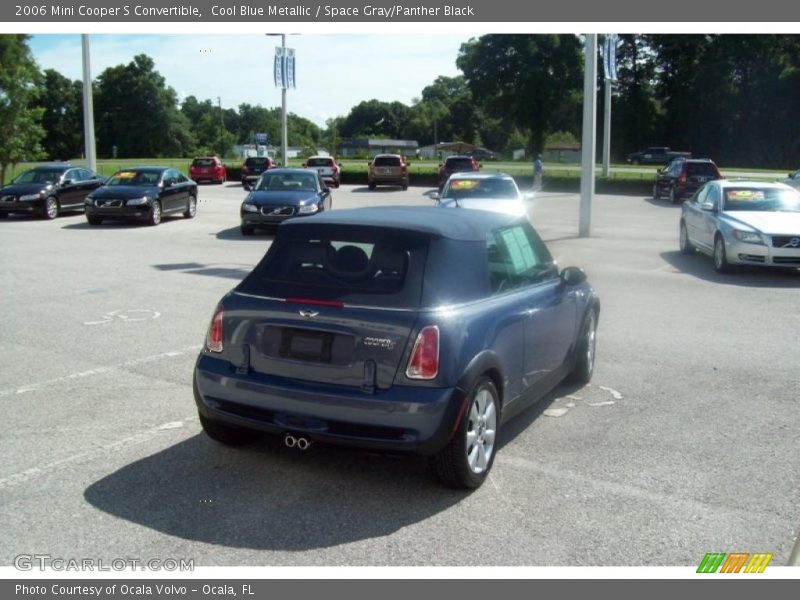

left=284, top=433, right=311, bottom=450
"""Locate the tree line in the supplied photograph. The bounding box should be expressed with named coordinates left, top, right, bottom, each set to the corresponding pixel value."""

left=2, top=33, right=799, bottom=181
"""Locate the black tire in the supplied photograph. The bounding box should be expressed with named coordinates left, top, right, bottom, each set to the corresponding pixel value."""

left=433, top=377, right=500, bottom=489
left=679, top=221, right=694, bottom=255
left=402, top=183, right=408, bottom=191
left=669, top=187, right=680, bottom=204
left=43, top=196, right=59, bottom=220
left=368, top=182, right=376, bottom=190
left=148, top=200, right=162, bottom=226
left=241, top=225, right=255, bottom=236
left=713, top=234, right=733, bottom=274
left=652, top=183, right=660, bottom=201
left=0, top=212, right=8, bottom=219
left=86, top=215, right=102, bottom=226
left=183, top=194, right=197, bottom=218
left=568, top=309, right=598, bottom=385
left=199, top=414, right=259, bottom=446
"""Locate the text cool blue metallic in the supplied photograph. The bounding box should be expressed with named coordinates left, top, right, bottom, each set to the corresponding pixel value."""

left=193, top=207, right=600, bottom=488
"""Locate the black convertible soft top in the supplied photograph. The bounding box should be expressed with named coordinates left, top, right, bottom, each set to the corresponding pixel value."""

left=280, top=206, right=524, bottom=242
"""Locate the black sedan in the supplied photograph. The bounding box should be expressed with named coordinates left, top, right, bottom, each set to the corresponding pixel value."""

left=0, top=165, right=105, bottom=220
left=240, top=169, right=332, bottom=236
left=84, top=167, right=197, bottom=226
left=194, top=207, right=599, bottom=489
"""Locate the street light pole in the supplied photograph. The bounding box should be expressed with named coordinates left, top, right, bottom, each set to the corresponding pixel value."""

left=602, top=79, right=612, bottom=177
left=280, top=34, right=287, bottom=166
left=81, top=34, right=97, bottom=173
left=579, top=34, right=597, bottom=238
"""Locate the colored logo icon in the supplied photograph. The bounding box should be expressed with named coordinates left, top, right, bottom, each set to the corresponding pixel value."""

left=697, top=552, right=773, bottom=573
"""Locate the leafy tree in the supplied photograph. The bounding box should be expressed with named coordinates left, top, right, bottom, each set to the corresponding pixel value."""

left=457, top=34, right=583, bottom=154
left=94, top=54, right=193, bottom=157
left=339, top=99, right=411, bottom=139
left=0, top=35, right=45, bottom=184
left=36, top=69, right=84, bottom=160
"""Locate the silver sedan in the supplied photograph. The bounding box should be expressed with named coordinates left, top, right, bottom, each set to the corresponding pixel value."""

left=433, top=172, right=535, bottom=220
left=679, top=180, right=800, bottom=273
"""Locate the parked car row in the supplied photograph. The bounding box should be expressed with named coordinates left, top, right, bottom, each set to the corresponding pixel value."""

left=0, top=164, right=198, bottom=226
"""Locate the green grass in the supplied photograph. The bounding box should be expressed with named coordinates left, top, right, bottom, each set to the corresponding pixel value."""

left=3, top=157, right=788, bottom=186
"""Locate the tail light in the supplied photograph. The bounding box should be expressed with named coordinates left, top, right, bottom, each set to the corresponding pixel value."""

left=677, top=168, right=687, bottom=186
left=332, top=164, right=339, bottom=173
left=242, top=166, right=249, bottom=174
left=406, top=325, right=439, bottom=380
left=206, top=306, right=224, bottom=353
left=470, top=159, right=478, bottom=170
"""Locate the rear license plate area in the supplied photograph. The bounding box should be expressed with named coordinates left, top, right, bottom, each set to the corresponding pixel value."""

left=279, top=328, right=333, bottom=363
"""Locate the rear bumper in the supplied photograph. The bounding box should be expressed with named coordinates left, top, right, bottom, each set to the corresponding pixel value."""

left=193, top=353, right=465, bottom=454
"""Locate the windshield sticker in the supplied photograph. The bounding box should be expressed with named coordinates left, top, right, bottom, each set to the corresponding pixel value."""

left=726, top=190, right=764, bottom=201
left=115, top=172, right=137, bottom=179
left=450, top=180, right=480, bottom=190
left=501, top=227, right=537, bottom=274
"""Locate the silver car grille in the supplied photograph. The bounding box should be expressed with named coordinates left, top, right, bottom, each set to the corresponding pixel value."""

left=260, top=205, right=294, bottom=216
left=771, top=235, right=800, bottom=249
left=96, top=199, right=123, bottom=207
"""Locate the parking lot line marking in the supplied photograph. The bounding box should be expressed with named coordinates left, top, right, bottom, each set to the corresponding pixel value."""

left=0, top=415, right=197, bottom=490
left=0, top=345, right=202, bottom=399
left=599, top=386, right=624, bottom=400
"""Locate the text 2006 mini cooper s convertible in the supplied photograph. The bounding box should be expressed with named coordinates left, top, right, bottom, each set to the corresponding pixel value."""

left=194, top=207, right=599, bottom=488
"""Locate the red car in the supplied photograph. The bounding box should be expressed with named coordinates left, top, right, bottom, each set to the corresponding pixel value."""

left=189, top=157, right=226, bottom=185
left=241, top=156, right=275, bottom=188
left=438, top=155, right=479, bottom=191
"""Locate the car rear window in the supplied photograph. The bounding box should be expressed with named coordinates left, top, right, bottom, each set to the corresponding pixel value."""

left=306, top=158, right=333, bottom=167
left=238, top=225, right=429, bottom=308
left=192, top=158, right=216, bottom=167
left=373, top=156, right=402, bottom=167
left=445, top=157, right=475, bottom=169
left=245, top=157, right=270, bottom=167
left=686, top=162, right=718, bottom=177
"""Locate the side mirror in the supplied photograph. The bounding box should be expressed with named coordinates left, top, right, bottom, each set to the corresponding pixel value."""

left=560, top=266, right=587, bottom=286
left=431, top=192, right=440, bottom=201
left=523, top=191, right=536, bottom=202
left=700, top=202, right=716, bottom=212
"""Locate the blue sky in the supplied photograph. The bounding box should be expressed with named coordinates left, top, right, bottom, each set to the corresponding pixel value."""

left=28, top=34, right=468, bottom=127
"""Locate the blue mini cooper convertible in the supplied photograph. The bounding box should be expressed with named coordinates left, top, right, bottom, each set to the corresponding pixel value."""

left=194, top=207, right=599, bottom=488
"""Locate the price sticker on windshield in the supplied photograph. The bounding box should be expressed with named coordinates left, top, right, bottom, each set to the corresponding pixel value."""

left=726, top=190, right=764, bottom=202
left=450, top=180, right=480, bottom=190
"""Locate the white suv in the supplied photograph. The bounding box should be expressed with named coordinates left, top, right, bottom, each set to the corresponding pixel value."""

left=303, top=156, right=340, bottom=188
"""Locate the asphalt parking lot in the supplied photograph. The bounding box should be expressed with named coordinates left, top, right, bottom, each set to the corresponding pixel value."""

left=1, top=182, right=798, bottom=566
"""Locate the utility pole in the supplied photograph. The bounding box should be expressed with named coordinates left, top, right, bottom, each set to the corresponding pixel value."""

left=217, top=96, right=223, bottom=155
left=579, top=34, right=597, bottom=238
left=602, top=79, right=612, bottom=177
left=81, top=34, right=97, bottom=173
left=280, top=34, right=287, bottom=166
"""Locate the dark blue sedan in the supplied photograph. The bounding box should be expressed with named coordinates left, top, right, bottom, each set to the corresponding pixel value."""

left=194, top=207, right=599, bottom=488
left=240, top=169, right=332, bottom=235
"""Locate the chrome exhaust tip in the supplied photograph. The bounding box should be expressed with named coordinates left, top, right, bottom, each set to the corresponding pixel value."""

left=296, top=437, right=311, bottom=450
left=284, top=434, right=297, bottom=448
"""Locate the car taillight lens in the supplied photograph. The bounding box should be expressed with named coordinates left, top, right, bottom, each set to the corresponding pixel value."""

left=678, top=170, right=687, bottom=185
left=242, top=166, right=249, bottom=173
left=406, top=325, right=439, bottom=380
left=206, top=306, right=224, bottom=353
left=332, top=164, right=339, bottom=173
left=471, top=159, right=478, bottom=170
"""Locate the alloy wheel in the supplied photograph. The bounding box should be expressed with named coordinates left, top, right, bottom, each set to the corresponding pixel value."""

left=465, top=387, right=497, bottom=474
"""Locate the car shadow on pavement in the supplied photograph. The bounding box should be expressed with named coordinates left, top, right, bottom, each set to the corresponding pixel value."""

left=153, top=262, right=254, bottom=281
left=215, top=226, right=275, bottom=241
left=660, top=250, right=800, bottom=287
left=497, top=381, right=586, bottom=451
left=83, top=433, right=468, bottom=551
left=644, top=196, right=683, bottom=208
left=62, top=220, right=163, bottom=230
left=350, top=186, right=408, bottom=193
